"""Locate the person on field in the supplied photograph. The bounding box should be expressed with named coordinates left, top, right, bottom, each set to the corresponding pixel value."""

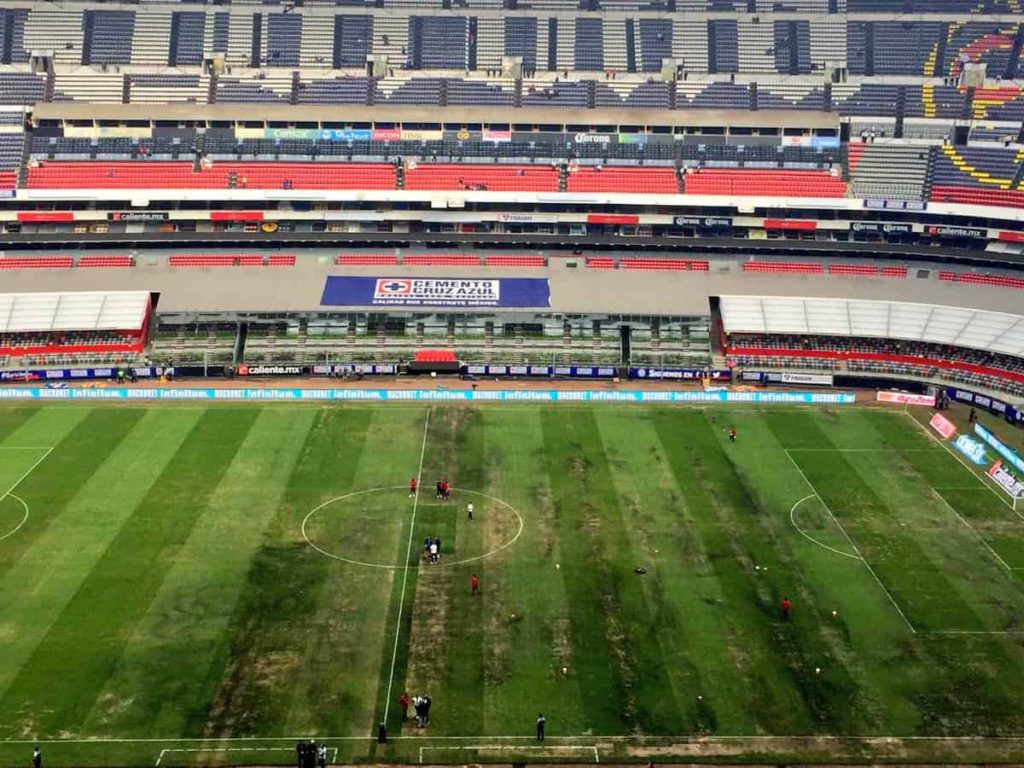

left=423, top=695, right=432, bottom=725
left=295, top=741, right=304, bottom=768
left=429, top=540, right=439, bottom=564
left=32, top=747, right=41, bottom=768
left=424, top=537, right=432, bottom=559
left=780, top=597, right=792, bottom=620
left=409, top=477, right=418, bottom=497
left=436, top=481, right=444, bottom=500
left=467, top=502, right=474, bottom=520
left=442, top=479, right=451, bottom=500
left=317, top=743, right=327, bottom=768
left=536, top=714, right=546, bottom=741
left=471, top=573, right=480, bottom=595
left=400, top=690, right=411, bottom=721
left=728, top=427, right=737, bottom=444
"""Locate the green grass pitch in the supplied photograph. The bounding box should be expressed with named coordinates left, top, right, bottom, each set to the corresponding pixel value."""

left=1, top=403, right=1024, bottom=767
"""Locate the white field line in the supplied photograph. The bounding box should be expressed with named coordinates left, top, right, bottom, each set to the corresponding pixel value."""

left=382, top=408, right=431, bottom=725
left=156, top=745, right=339, bottom=767
left=0, top=447, right=52, bottom=501
left=12, top=733, right=1024, bottom=747
left=903, top=411, right=1024, bottom=522
left=784, top=449, right=917, bottom=634
left=786, top=448, right=939, bottom=452
left=419, top=745, right=599, bottom=764
left=927, top=486, right=1014, bottom=572
left=788, top=494, right=863, bottom=561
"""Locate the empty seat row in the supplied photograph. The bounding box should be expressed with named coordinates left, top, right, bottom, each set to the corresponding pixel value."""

left=743, top=261, right=824, bottom=274
left=566, top=167, right=678, bottom=194
left=685, top=169, right=847, bottom=198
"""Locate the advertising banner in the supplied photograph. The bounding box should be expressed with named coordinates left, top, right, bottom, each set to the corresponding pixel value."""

left=929, top=412, right=957, bottom=440
left=401, top=129, right=444, bottom=141
left=0, top=388, right=858, bottom=404
left=927, top=225, right=987, bottom=240
left=372, top=128, right=401, bottom=142
left=850, top=221, right=913, bottom=235
left=674, top=216, right=732, bottom=228
left=954, top=434, right=987, bottom=465
left=778, top=372, right=834, bottom=386
left=320, top=276, right=551, bottom=308
left=987, top=461, right=1024, bottom=499
left=482, top=129, right=512, bottom=143
left=876, top=391, right=936, bottom=406
left=631, top=368, right=732, bottom=381
left=237, top=364, right=302, bottom=376
left=974, top=423, right=1024, bottom=475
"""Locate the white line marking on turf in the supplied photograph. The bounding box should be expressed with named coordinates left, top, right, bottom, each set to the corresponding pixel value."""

left=382, top=408, right=431, bottom=726
left=0, top=494, right=30, bottom=542
left=0, top=447, right=51, bottom=541
left=784, top=450, right=917, bottom=634
left=301, top=487, right=524, bottom=570
left=927, top=487, right=1013, bottom=572
left=903, top=411, right=1024, bottom=522
left=789, top=494, right=863, bottom=561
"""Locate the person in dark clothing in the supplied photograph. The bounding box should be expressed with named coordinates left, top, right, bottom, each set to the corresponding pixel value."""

left=423, top=695, right=432, bottom=725
left=317, top=743, right=327, bottom=768
left=296, top=741, right=305, bottom=768
left=32, top=747, right=41, bottom=768
left=536, top=714, right=546, bottom=741
left=969, top=407, right=978, bottom=424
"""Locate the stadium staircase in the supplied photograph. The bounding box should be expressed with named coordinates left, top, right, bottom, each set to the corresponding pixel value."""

left=750, top=82, right=758, bottom=111
left=1007, top=25, right=1024, bottom=79
left=234, top=323, right=247, bottom=364
left=513, top=78, right=522, bottom=108
left=625, top=20, right=636, bottom=73
left=894, top=86, right=905, bottom=138
left=206, top=72, right=218, bottom=105
left=16, top=130, right=32, bottom=189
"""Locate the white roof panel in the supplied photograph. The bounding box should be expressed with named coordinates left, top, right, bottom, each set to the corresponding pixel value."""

left=0, top=291, right=149, bottom=334
left=719, top=295, right=1024, bottom=359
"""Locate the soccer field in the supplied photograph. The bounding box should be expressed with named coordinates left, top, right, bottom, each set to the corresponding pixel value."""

left=1, top=402, right=1024, bottom=767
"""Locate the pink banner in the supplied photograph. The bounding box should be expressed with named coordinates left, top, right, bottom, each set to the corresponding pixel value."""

left=929, top=412, right=957, bottom=439
left=877, top=391, right=936, bottom=406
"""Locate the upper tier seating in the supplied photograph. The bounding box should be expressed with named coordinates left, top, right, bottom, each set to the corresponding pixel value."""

left=930, top=145, right=1024, bottom=209
left=26, top=161, right=397, bottom=190
left=684, top=169, right=847, bottom=198
left=566, top=167, right=678, bottom=194
left=403, top=164, right=559, bottom=192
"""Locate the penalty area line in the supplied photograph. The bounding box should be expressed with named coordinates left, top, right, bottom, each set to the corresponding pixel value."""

left=419, top=745, right=600, bottom=764
left=784, top=450, right=917, bottom=634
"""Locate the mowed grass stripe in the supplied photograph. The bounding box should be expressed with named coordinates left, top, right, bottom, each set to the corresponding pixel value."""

left=0, top=406, right=41, bottom=442
left=0, top=408, right=144, bottom=580
left=203, top=408, right=414, bottom=738
left=722, top=411, right=915, bottom=733
left=595, top=409, right=756, bottom=733
left=404, top=408, right=488, bottom=735
left=0, top=408, right=259, bottom=737
left=475, top=409, right=589, bottom=739
left=0, top=408, right=204, bottom=719
left=81, top=408, right=319, bottom=738
left=541, top=409, right=684, bottom=734
left=655, top=411, right=828, bottom=734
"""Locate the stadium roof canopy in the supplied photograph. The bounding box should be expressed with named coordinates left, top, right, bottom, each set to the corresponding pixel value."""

left=0, top=291, right=150, bottom=334
left=719, top=296, right=1024, bottom=358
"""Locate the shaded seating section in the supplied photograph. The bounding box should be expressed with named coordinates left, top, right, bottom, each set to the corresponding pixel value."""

left=685, top=170, right=846, bottom=197
left=742, top=261, right=824, bottom=274
left=566, top=167, right=678, bottom=194
left=336, top=253, right=399, bottom=266
left=847, top=143, right=930, bottom=201
left=78, top=255, right=135, bottom=268
left=0, top=256, right=74, bottom=269
left=403, top=164, right=559, bottom=192
left=26, top=161, right=397, bottom=190
left=296, top=77, right=371, bottom=105
left=725, top=333, right=1024, bottom=394
left=483, top=255, right=546, bottom=267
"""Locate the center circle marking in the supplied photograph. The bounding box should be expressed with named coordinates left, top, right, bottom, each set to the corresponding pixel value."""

left=301, top=485, right=524, bottom=570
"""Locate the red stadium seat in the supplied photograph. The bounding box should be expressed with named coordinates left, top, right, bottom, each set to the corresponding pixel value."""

left=404, top=254, right=482, bottom=267
left=483, top=255, right=546, bottom=268
left=566, top=167, right=678, bottom=194
left=743, top=261, right=824, bottom=274
left=27, top=161, right=397, bottom=191
left=685, top=170, right=847, bottom=198
left=78, top=255, right=135, bottom=268
left=336, top=253, right=399, bottom=266
left=585, top=256, right=616, bottom=269
left=931, top=185, right=1024, bottom=210
left=403, top=164, right=559, bottom=193
left=268, top=254, right=296, bottom=267
left=0, top=256, right=74, bottom=269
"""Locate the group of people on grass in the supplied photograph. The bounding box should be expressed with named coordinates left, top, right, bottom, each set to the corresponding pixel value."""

left=399, top=691, right=432, bottom=728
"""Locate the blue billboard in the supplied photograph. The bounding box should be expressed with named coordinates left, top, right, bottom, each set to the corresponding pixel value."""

left=321, top=277, right=551, bottom=308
